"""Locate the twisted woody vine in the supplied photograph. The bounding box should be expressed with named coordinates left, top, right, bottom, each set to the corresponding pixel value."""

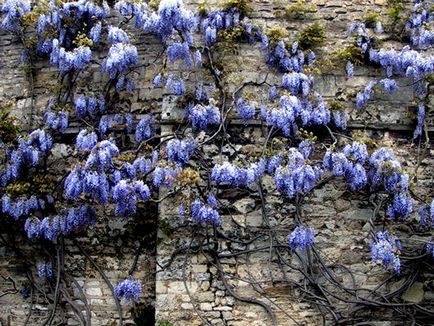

left=0, top=0, right=433, bottom=324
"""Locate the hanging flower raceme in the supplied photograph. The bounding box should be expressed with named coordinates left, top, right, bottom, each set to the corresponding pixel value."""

left=76, top=129, right=98, bottom=152
left=50, top=40, right=92, bottom=74
left=332, top=110, right=349, bottom=130
left=406, top=0, right=434, bottom=47
left=236, top=98, right=256, bottom=125
left=84, top=140, right=120, bottom=170
left=102, top=43, right=138, bottom=79
left=288, top=226, right=315, bottom=251
left=165, top=74, right=185, bottom=95
left=167, top=41, right=192, bottom=67
left=387, top=192, right=413, bottom=220
left=37, top=262, right=53, bottom=280
left=281, top=72, right=312, bottom=97
left=107, top=25, right=129, bottom=44
left=44, top=110, right=69, bottom=132
left=413, top=104, right=425, bottom=139
left=368, top=148, right=409, bottom=193
left=25, top=205, right=96, bottom=241
left=115, top=277, right=142, bottom=304
left=323, top=142, right=369, bottom=191
left=275, top=148, right=322, bottom=199
left=144, top=0, right=196, bottom=44
left=371, top=231, right=401, bottom=273
left=152, top=166, right=179, bottom=188
left=1, top=0, right=31, bottom=32
left=74, top=95, right=105, bottom=119
left=2, top=129, right=53, bottom=184
left=191, top=198, right=221, bottom=225
left=356, top=81, right=377, bottom=109
left=2, top=195, right=45, bottom=220
left=186, top=102, right=221, bottom=131
left=211, top=159, right=266, bottom=187
left=166, top=138, right=196, bottom=166
left=135, top=115, right=154, bottom=142
left=112, top=179, right=151, bottom=217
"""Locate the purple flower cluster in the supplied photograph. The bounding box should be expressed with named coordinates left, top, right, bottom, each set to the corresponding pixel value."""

left=281, top=73, right=312, bottom=97
left=102, top=43, right=138, bottom=79
left=261, top=95, right=330, bottom=137
left=24, top=205, right=96, bottom=240
left=98, top=114, right=134, bottom=137
left=84, top=140, right=120, bottom=170
left=44, top=110, right=69, bottom=132
left=356, top=81, right=377, bottom=109
left=112, top=180, right=151, bottom=217
left=379, top=78, right=398, bottom=95
left=1, top=0, right=30, bottom=32
left=135, top=115, right=154, bottom=142
left=114, top=277, right=142, bottom=304
left=50, top=40, right=92, bottom=74
left=191, top=198, right=221, bottom=225
left=153, top=166, right=179, bottom=188
left=236, top=98, right=256, bottom=125
left=186, top=103, right=221, bottom=131
left=167, top=41, right=192, bottom=67
left=368, top=148, right=409, bottom=193
left=323, top=142, right=368, bottom=191
left=406, top=0, right=434, bottom=47
left=37, top=262, right=53, bottom=280
left=141, top=0, right=196, bottom=44
left=264, top=39, right=315, bottom=73
left=332, top=110, right=349, bottom=130
left=371, top=231, right=401, bottom=273
left=413, top=104, right=425, bottom=139
left=166, top=138, right=196, bottom=166
left=288, top=226, right=315, bottom=251
left=76, top=129, right=98, bottom=151
left=275, top=148, right=322, bottom=198
left=107, top=26, right=129, bottom=44
left=0, top=129, right=52, bottom=186
left=2, top=195, right=45, bottom=220
left=387, top=192, right=413, bottom=220
left=202, top=9, right=241, bottom=47
left=211, top=160, right=266, bottom=187
left=74, top=95, right=105, bottom=119
left=418, top=199, right=434, bottom=227
left=165, top=74, right=186, bottom=95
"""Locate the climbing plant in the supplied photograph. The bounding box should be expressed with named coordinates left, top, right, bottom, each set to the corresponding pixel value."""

left=0, top=0, right=433, bottom=325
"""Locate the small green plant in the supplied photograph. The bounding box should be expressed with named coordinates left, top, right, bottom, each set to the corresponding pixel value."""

left=386, top=0, right=407, bottom=35
left=363, top=12, right=380, bottom=28
left=329, top=99, right=347, bottom=112
left=222, top=0, right=253, bottom=17
left=148, top=0, right=161, bottom=12
left=0, top=104, right=21, bottom=143
left=265, top=26, right=289, bottom=47
left=298, top=22, right=326, bottom=49
left=332, top=44, right=365, bottom=65
left=197, top=2, right=208, bottom=16
left=158, top=322, right=174, bottom=326
left=284, top=1, right=317, bottom=20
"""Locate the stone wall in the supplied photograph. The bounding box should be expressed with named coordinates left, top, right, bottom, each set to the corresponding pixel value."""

left=0, top=0, right=433, bottom=326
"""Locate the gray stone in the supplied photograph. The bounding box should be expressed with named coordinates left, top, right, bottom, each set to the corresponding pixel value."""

left=402, top=282, right=424, bottom=303
left=233, top=198, right=256, bottom=214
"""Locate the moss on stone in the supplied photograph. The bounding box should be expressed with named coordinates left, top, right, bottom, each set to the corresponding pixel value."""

left=284, top=1, right=317, bottom=20
left=222, top=0, right=253, bottom=18
left=298, top=22, right=326, bottom=49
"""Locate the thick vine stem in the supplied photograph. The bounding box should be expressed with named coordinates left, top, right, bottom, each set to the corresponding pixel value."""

left=213, top=249, right=278, bottom=326
left=74, top=240, right=123, bottom=326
